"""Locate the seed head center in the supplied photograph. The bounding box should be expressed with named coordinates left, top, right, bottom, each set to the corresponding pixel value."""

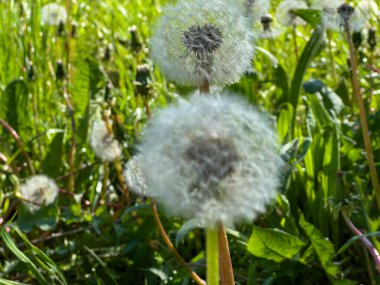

left=182, top=24, right=223, bottom=58
left=185, top=136, right=239, bottom=184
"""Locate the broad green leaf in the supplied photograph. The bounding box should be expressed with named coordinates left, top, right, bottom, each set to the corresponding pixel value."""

left=72, top=57, right=105, bottom=116
left=17, top=205, right=59, bottom=232
left=247, top=226, right=306, bottom=262
left=274, top=64, right=289, bottom=99
left=175, top=219, right=201, bottom=246
left=292, top=9, right=322, bottom=27
left=42, top=131, right=64, bottom=178
left=0, top=80, right=29, bottom=135
left=280, top=137, right=312, bottom=167
left=290, top=18, right=325, bottom=129
left=277, top=104, right=293, bottom=143
left=299, top=214, right=340, bottom=276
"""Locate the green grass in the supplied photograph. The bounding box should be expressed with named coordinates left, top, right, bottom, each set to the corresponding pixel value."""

left=1, top=0, right=380, bottom=284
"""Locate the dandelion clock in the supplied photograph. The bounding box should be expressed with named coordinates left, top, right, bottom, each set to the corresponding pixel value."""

left=150, top=0, right=254, bottom=89
left=19, top=175, right=59, bottom=212
left=133, top=92, right=283, bottom=284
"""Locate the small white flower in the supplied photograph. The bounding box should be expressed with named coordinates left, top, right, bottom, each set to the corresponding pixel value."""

left=19, top=175, right=59, bottom=212
left=276, top=0, right=308, bottom=27
left=41, top=3, right=68, bottom=26
left=150, top=0, right=254, bottom=87
left=136, top=93, right=283, bottom=227
left=243, top=0, right=271, bottom=21
left=90, top=120, right=122, bottom=162
left=124, top=156, right=147, bottom=196
left=311, top=0, right=343, bottom=30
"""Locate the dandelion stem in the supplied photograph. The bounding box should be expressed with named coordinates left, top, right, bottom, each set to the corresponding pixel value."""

left=207, top=227, right=219, bottom=285
left=0, top=119, right=35, bottom=175
left=218, top=222, right=234, bottom=285
left=103, top=113, right=130, bottom=205
left=342, top=210, right=380, bottom=273
left=199, top=80, right=210, bottom=93
left=144, top=105, right=204, bottom=285
left=150, top=201, right=205, bottom=285
left=291, top=25, right=299, bottom=62
left=343, top=18, right=380, bottom=210
left=63, top=84, right=76, bottom=192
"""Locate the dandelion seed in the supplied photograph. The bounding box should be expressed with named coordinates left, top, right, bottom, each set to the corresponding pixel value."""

left=41, top=3, right=67, bottom=26
left=19, top=175, right=59, bottom=212
left=276, top=0, right=308, bottom=27
left=136, top=93, right=283, bottom=227
left=90, top=120, right=122, bottom=162
left=150, top=0, right=254, bottom=87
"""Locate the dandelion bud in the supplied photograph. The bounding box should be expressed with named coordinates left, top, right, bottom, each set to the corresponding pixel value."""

left=90, top=120, right=122, bottom=162
left=71, top=22, right=77, bottom=38
left=135, top=64, right=152, bottom=97
left=55, top=60, right=65, bottom=80
left=129, top=25, right=143, bottom=53
left=136, top=93, right=283, bottom=227
left=150, top=0, right=254, bottom=87
left=261, top=14, right=273, bottom=31
left=27, top=61, right=35, bottom=81
left=103, top=43, right=113, bottom=61
left=368, top=27, right=376, bottom=51
left=19, top=175, right=59, bottom=212
left=352, top=31, right=363, bottom=49
left=58, top=20, right=65, bottom=37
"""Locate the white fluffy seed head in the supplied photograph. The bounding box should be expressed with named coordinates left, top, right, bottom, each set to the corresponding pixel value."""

left=276, top=0, right=308, bottom=27
left=311, top=0, right=343, bottom=30
left=124, top=156, right=147, bottom=196
left=350, top=1, right=378, bottom=32
left=90, top=120, right=122, bottom=162
left=150, top=0, right=255, bottom=87
left=41, top=3, right=67, bottom=26
left=19, top=175, right=59, bottom=212
left=243, top=0, right=271, bottom=22
left=137, top=93, right=283, bottom=227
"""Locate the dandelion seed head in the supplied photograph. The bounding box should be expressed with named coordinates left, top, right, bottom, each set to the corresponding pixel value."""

left=19, top=175, right=58, bottom=212
left=276, top=0, right=308, bottom=27
left=124, top=156, right=147, bottom=196
left=243, top=0, right=271, bottom=22
left=150, top=0, right=254, bottom=86
left=41, top=3, right=67, bottom=26
left=311, top=0, right=343, bottom=30
left=90, top=120, right=122, bottom=162
left=137, top=93, right=283, bottom=227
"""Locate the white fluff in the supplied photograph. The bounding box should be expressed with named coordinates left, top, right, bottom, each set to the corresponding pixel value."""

left=150, top=0, right=254, bottom=87
left=90, top=120, right=122, bottom=162
left=276, top=0, right=308, bottom=26
left=136, top=93, right=283, bottom=227
left=41, top=3, right=67, bottom=26
left=19, top=175, right=59, bottom=212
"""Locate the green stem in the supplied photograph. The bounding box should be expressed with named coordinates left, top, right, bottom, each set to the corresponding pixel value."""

left=207, top=227, right=219, bottom=285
